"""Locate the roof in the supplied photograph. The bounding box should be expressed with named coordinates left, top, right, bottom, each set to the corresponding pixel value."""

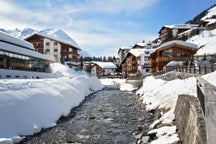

left=157, top=40, right=198, bottom=50
left=25, top=33, right=81, bottom=50
left=0, top=32, right=55, bottom=61
left=158, top=24, right=199, bottom=33
left=93, top=62, right=117, bottom=69
left=0, top=31, right=34, bottom=50
left=129, top=48, right=155, bottom=57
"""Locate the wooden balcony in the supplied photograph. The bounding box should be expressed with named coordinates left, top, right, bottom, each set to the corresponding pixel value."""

left=156, top=56, right=189, bottom=63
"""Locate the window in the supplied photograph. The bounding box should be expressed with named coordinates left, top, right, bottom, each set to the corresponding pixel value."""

left=54, top=41, right=58, bottom=45
left=46, top=42, right=50, bottom=46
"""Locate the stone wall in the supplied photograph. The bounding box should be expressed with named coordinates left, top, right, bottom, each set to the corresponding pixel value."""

left=154, top=71, right=200, bottom=81
left=174, top=95, right=207, bottom=144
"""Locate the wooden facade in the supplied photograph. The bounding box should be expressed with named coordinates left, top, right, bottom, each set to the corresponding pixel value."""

left=149, top=41, right=198, bottom=73
left=121, top=53, right=139, bottom=78
left=158, top=25, right=198, bottom=43
left=25, top=34, right=80, bottom=64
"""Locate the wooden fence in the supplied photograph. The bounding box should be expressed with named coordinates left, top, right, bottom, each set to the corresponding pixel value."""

left=197, top=77, right=216, bottom=144
left=165, top=65, right=216, bottom=75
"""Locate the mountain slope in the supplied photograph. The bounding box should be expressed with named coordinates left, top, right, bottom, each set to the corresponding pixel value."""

left=186, top=4, right=216, bottom=24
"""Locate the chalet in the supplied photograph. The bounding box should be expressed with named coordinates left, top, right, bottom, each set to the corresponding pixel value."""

left=158, top=24, right=199, bottom=43
left=0, top=31, right=55, bottom=79
left=200, top=19, right=216, bottom=30
left=91, top=62, right=117, bottom=78
left=149, top=40, right=198, bottom=73
left=25, top=32, right=81, bottom=68
left=118, top=47, right=130, bottom=62
left=120, top=48, right=155, bottom=78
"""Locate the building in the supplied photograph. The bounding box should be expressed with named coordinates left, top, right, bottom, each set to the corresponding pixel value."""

left=200, top=19, right=216, bottom=30
left=91, top=62, right=117, bottom=78
left=149, top=40, right=198, bottom=73
left=118, top=47, right=130, bottom=62
left=120, top=47, right=155, bottom=78
left=158, top=24, right=199, bottom=43
left=25, top=32, right=81, bottom=68
left=0, top=31, right=55, bottom=79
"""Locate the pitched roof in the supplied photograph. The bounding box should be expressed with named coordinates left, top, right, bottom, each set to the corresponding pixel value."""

left=25, top=33, right=81, bottom=50
left=157, top=40, right=198, bottom=50
left=0, top=31, right=55, bottom=61
left=93, top=62, right=117, bottom=69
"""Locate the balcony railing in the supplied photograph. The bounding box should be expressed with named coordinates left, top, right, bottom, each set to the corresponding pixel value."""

left=156, top=57, right=189, bottom=63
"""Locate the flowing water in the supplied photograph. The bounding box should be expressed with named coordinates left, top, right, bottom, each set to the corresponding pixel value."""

left=19, top=86, right=154, bottom=144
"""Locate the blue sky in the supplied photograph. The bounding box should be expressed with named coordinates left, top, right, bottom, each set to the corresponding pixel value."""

left=0, top=0, right=215, bottom=57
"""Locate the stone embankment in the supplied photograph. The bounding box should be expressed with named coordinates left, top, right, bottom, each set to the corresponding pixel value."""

left=154, top=71, right=200, bottom=81
left=154, top=71, right=207, bottom=144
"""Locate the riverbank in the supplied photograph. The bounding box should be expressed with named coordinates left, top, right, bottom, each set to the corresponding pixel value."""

left=19, top=86, right=155, bottom=144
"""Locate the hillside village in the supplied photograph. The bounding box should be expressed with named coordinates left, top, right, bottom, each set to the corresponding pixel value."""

left=0, top=5, right=215, bottom=79
left=0, top=2, right=216, bottom=144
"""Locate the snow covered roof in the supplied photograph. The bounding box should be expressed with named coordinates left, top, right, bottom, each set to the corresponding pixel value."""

left=157, top=40, right=198, bottom=50
left=166, top=61, right=184, bottom=67
left=0, top=31, right=34, bottom=50
left=0, top=32, right=55, bottom=61
left=129, top=49, right=144, bottom=57
left=159, top=24, right=199, bottom=33
left=93, top=62, right=117, bottom=69
left=25, top=31, right=81, bottom=50
left=206, top=19, right=216, bottom=25
left=128, top=48, right=155, bottom=57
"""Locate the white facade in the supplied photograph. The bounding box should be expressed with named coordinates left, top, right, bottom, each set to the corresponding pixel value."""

left=44, top=38, right=61, bottom=62
left=0, top=69, right=55, bottom=79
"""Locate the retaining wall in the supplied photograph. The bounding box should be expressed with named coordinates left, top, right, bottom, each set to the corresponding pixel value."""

left=175, top=95, right=207, bottom=144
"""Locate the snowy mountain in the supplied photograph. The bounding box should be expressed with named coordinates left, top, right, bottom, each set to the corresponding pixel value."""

left=186, top=5, right=216, bottom=56
left=0, top=28, right=91, bottom=57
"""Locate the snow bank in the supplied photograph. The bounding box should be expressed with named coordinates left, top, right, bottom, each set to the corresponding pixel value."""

left=100, top=78, right=126, bottom=86
left=136, top=70, right=216, bottom=143
left=136, top=75, right=197, bottom=143
left=187, top=29, right=216, bottom=55
left=0, top=64, right=103, bottom=143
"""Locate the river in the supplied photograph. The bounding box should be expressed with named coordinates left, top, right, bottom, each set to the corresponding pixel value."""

left=19, top=86, right=154, bottom=144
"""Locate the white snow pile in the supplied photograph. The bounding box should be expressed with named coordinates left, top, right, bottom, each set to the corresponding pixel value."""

left=100, top=78, right=126, bottom=86
left=136, top=71, right=216, bottom=144
left=0, top=63, right=104, bottom=144
left=187, top=29, right=216, bottom=56
left=100, top=78, right=137, bottom=92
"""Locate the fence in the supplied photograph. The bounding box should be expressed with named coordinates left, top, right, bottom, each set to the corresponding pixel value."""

left=165, top=65, right=216, bottom=75
left=196, top=77, right=216, bottom=144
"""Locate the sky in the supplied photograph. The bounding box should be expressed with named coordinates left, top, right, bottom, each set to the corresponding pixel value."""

left=0, top=0, right=215, bottom=57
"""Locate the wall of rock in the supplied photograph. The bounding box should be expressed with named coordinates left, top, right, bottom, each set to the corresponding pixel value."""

left=154, top=71, right=200, bottom=81
left=174, top=95, right=207, bottom=144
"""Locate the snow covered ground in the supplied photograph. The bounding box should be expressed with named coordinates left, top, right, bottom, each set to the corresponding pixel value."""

left=187, top=29, right=216, bottom=56
left=0, top=63, right=104, bottom=144
left=102, top=71, right=216, bottom=144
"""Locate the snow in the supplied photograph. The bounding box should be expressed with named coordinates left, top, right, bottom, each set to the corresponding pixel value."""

left=0, top=63, right=104, bottom=144
left=157, top=40, right=198, bottom=50
left=201, top=5, right=216, bottom=20
left=134, top=71, right=216, bottom=144
left=39, top=29, right=80, bottom=49
left=0, top=31, right=34, bottom=50
left=187, top=29, right=216, bottom=55
left=93, top=61, right=117, bottom=69
left=0, top=31, right=55, bottom=61
left=166, top=61, right=183, bottom=67
left=100, top=78, right=126, bottom=86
